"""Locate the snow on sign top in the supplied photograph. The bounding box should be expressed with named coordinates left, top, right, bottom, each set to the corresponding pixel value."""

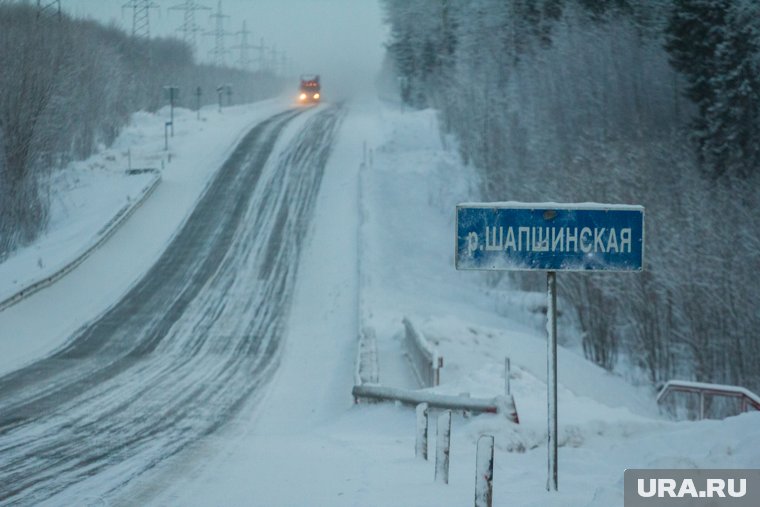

left=458, top=201, right=644, bottom=211
left=455, top=202, right=645, bottom=272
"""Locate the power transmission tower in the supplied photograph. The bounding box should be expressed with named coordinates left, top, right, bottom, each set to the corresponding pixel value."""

left=280, top=53, right=289, bottom=78
left=169, top=0, right=210, bottom=54
left=267, top=44, right=278, bottom=74
left=122, top=0, right=160, bottom=40
left=36, top=0, right=61, bottom=20
left=231, top=20, right=256, bottom=71
left=205, top=0, right=231, bottom=67
left=255, top=37, right=269, bottom=73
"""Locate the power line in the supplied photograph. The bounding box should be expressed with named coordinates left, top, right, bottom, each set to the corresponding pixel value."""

left=255, top=37, right=269, bottom=73
left=267, top=44, right=278, bottom=74
left=231, top=20, right=255, bottom=71
left=168, top=0, right=210, bottom=54
left=280, top=52, right=289, bottom=78
left=268, top=45, right=287, bottom=76
left=36, top=0, right=61, bottom=21
left=122, top=0, right=160, bottom=40
left=205, top=0, right=231, bottom=67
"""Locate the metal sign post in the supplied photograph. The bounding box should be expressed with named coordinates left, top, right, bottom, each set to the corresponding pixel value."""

left=456, top=202, right=644, bottom=493
left=546, top=270, right=558, bottom=491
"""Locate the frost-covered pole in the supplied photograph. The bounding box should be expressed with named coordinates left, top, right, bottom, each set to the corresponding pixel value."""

left=546, top=271, right=558, bottom=491
left=416, top=402, right=429, bottom=460
left=435, top=410, right=451, bottom=484
left=170, top=87, right=175, bottom=137
left=505, top=357, right=511, bottom=397
left=699, top=392, right=705, bottom=420
left=474, top=435, right=494, bottom=507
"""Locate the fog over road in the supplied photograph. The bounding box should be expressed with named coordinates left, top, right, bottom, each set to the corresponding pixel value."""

left=0, top=106, right=344, bottom=505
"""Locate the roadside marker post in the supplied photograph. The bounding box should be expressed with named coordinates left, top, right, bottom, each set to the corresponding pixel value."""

left=504, top=357, right=511, bottom=397
left=474, top=435, right=494, bottom=507
left=416, top=402, right=429, bottom=460
left=225, top=83, right=233, bottom=106
left=195, top=86, right=202, bottom=120
left=455, top=202, right=644, bottom=492
left=216, top=85, right=224, bottom=113
left=163, top=85, right=179, bottom=137
left=435, top=410, right=452, bottom=484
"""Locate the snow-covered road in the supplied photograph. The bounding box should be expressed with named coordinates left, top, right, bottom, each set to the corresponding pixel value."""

left=1, top=97, right=757, bottom=507
left=0, top=105, right=345, bottom=505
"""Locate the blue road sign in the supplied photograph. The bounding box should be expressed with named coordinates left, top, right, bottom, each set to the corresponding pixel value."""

left=456, top=203, right=644, bottom=271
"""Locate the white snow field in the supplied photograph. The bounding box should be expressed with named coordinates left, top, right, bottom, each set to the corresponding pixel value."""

left=1, top=95, right=758, bottom=506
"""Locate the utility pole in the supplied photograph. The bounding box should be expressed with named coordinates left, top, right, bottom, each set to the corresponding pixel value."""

left=36, top=0, right=61, bottom=20
left=205, top=0, right=231, bottom=67
left=122, top=0, right=160, bottom=40
left=168, top=0, right=210, bottom=55
left=231, top=20, right=255, bottom=71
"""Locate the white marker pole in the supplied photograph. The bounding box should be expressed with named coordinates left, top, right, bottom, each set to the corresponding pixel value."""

left=546, top=271, right=558, bottom=491
left=474, top=435, right=494, bottom=507
left=435, top=410, right=451, bottom=484
left=416, top=402, right=429, bottom=460
left=504, top=357, right=511, bottom=397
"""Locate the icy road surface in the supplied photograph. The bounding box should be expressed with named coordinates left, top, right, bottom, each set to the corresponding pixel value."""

left=0, top=105, right=344, bottom=505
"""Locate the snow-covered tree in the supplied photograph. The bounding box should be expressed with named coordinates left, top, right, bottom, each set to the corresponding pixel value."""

left=381, top=0, right=760, bottom=398
left=666, top=0, right=760, bottom=179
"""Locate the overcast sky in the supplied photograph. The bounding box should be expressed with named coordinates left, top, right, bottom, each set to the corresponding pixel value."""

left=62, top=0, right=388, bottom=99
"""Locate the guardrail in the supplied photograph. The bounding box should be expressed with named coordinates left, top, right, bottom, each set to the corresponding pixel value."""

left=354, top=158, right=379, bottom=390
left=352, top=384, right=519, bottom=422
left=402, top=317, right=443, bottom=388
left=657, top=380, right=760, bottom=420
left=0, top=169, right=161, bottom=313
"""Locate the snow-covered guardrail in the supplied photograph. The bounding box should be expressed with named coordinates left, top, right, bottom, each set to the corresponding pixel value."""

left=402, top=317, right=443, bottom=388
left=351, top=384, right=519, bottom=422
left=657, top=380, right=760, bottom=420
left=0, top=169, right=161, bottom=313
left=354, top=156, right=380, bottom=390
left=354, top=325, right=379, bottom=387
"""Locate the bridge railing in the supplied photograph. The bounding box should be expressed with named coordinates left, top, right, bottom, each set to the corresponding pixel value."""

left=402, top=317, right=443, bottom=388
left=657, top=380, right=760, bottom=420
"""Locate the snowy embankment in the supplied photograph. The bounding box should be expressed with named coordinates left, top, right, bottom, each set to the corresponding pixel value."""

left=141, top=96, right=759, bottom=507
left=0, top=98, right=290, bottom=376
left=0, top=152, right=158, bottom=312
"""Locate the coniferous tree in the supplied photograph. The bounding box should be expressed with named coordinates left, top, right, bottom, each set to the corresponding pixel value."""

left=665, top=0, right=760, bottom=178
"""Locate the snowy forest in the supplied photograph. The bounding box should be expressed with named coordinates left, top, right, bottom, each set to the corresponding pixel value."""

left=0, top=1, right=282, bottom=257
left=381, top=0, right=760, bottom=394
